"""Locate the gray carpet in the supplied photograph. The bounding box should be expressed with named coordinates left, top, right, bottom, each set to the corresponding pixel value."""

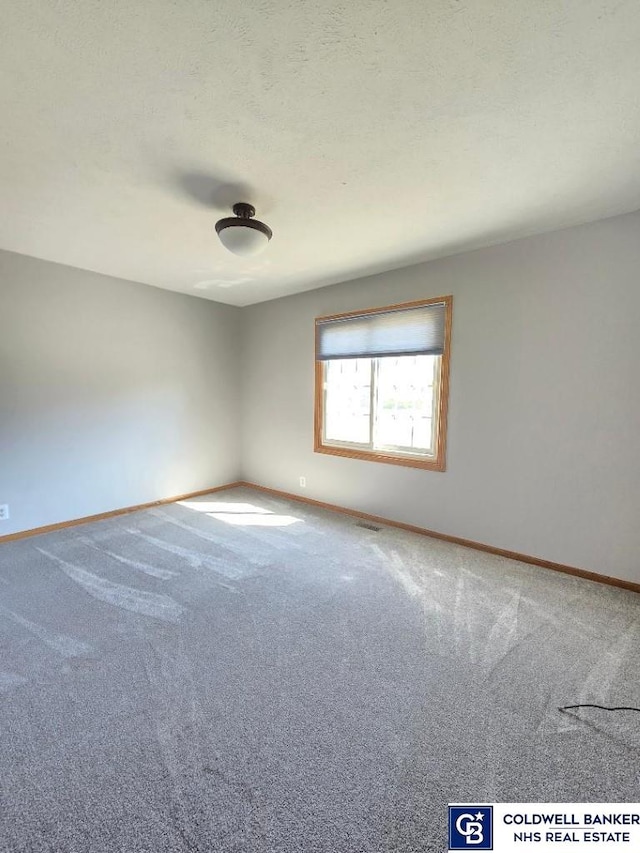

left=1, top=486, right=639, bottom=852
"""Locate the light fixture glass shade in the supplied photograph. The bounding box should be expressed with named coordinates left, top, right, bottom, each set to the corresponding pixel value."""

left=217, top=223, right=270, bottom=256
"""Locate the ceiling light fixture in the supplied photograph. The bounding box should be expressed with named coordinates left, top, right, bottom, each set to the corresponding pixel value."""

left=215, top=203, right=272, bottom=257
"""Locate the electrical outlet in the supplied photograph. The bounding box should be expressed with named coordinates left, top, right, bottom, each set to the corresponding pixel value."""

left=299, top=477, right=306, bottom=488
left=0, top=504, right=9, bottom=521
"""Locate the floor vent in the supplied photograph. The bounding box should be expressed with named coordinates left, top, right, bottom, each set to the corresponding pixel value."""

left=355, top=521, right=382, bottom=532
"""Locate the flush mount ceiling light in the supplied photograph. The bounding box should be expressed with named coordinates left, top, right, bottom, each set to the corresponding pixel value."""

left=215, top=203, right=273, bottom=257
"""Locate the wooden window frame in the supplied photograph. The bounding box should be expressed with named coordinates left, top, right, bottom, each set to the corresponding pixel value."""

left=314, top=295, right=453, bottom=471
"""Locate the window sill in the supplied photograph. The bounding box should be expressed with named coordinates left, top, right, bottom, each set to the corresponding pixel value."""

left=314, top=441, right=446, bottom=471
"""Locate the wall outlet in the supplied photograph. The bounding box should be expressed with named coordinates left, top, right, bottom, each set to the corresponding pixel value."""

left=0, top=504, right=9, bottom=521
left=299, top=477, right=306, bottom=488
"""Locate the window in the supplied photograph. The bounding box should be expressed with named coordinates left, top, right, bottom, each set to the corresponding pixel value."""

left=314, top=296, right=452, bottom=470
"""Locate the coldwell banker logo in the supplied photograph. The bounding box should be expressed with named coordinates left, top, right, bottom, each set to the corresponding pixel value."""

left=449, top=806, right=493, bottom=850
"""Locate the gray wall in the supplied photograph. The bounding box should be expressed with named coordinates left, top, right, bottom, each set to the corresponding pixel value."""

left=4, top=212, right=639, bottom=584
left=0, top=250, right=240, bottom=536
left=241, top=211, right=640, bottom=585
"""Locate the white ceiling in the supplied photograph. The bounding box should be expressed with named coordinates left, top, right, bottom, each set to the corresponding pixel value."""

left=1, top=1, right=640, bottom=306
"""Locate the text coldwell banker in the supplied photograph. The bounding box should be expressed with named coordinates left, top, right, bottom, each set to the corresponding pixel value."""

left=504, top=814, right=640, bottom=826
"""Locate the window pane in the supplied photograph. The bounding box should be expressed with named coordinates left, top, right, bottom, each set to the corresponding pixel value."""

left=373, top=355, right=437, bottom=454
left=324, top=358, right=371, bottom=445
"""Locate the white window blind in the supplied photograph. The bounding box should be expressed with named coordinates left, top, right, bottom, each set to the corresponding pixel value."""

left=316, top=302, right=446, bottom=361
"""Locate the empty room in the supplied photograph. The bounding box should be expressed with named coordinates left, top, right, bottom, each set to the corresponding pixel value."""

left=1, top=2, right=639, bottom=851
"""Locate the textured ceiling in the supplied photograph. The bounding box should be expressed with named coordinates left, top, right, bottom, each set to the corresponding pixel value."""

left=1, top=1, right=640, bottom=306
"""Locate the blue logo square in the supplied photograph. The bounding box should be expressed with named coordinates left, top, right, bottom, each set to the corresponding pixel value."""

left=448, top=806, right=493, bottom=850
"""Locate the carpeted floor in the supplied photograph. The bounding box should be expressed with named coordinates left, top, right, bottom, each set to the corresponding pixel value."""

left=1, top=486, right=639, bottom=852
